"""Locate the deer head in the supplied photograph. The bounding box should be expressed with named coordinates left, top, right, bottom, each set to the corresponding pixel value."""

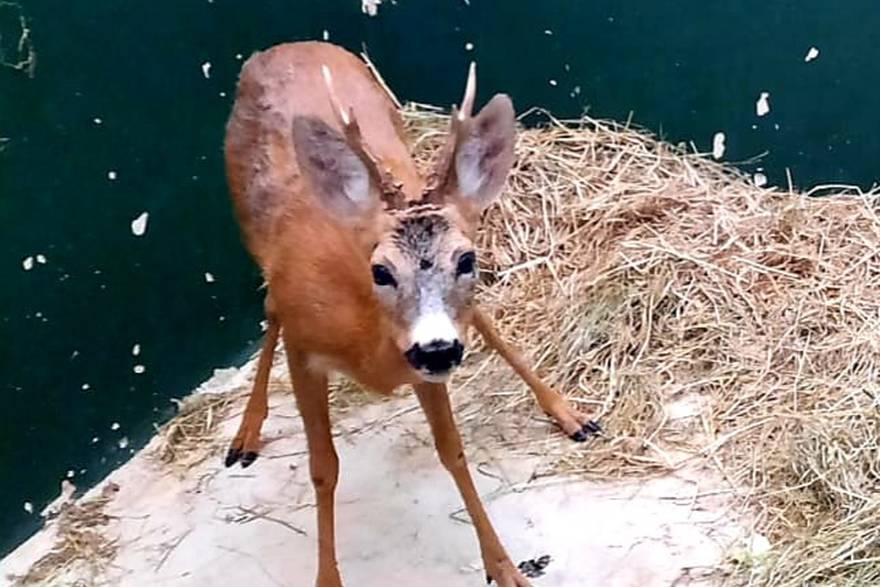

left=291, top=63, right=516, bottom=382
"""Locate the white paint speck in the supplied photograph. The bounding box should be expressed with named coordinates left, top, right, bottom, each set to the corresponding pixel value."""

left=260, top=319, right=269, bottom=332
left=754, top=173, right=768, bottom=187
left=756, top=92, right=771, bottom=117
left=118, top=437, right=130, bottom=450
left=362, top=0, right=381, bottom=16
left=81, top=383, right=90, bottom=391
left=712, top=132, right=726, bottom=159
left=66, top=470, right=75, bottom=478
left=35, top=311, right=42, bottom=318
left=93, top=117, right=103, bottom=125
left=131, top=212, right=149, bottom=237
left=132, top=343, right=141, bottom=356
left=219, top=91, right=226, bottom=98
left=465, top=42, right=474, bottom=51
left=36, top=254, right=46, bottom=264
left=804, top=46, right=820, bottom=63
left=110, top=422, right=120, bottom=431
left=91, top=437, right=99, bottom=444
left=322, top=29, right=330, bottom=41
left=107, top=170, right=117, bottom=181
left=201, top=61, right=212, bottom=79
left=549, top=79, right=558, bottom=87
left=133, top=364, right=146, bottom=374
left=23, top=502, right=33, bottom=514
left=204, top=272, right=215, bottom=283
left=235, top=53, right=243, bottom=60
left=22, top=256, right=34, bottom=271
left=544, top=29, right=554, bottom=35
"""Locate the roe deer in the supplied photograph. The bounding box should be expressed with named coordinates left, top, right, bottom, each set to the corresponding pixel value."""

left=223, top=41, right=598, bottom=587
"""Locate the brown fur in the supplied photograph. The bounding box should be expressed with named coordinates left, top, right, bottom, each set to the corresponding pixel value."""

left=223, top=42, right=593, bottom=587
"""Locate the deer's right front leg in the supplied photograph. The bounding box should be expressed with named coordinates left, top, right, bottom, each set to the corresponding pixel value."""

left=289, top=352, right=342, bottom=587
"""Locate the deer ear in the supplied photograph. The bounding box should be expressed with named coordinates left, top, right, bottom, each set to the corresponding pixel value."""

left=292, top=116, right=378, bottom=223
left=452, top=94, right=516, bottom=215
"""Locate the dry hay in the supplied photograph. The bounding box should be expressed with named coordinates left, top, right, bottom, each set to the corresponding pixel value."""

left=10, top=483, right=119, bottom=586
left=405, top=104, right=880, bottom=585
left=150, top=104, right=880, bottom=585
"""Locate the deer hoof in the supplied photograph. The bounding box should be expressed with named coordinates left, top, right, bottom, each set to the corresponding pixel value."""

left=569, top=420, right=602, bottom=443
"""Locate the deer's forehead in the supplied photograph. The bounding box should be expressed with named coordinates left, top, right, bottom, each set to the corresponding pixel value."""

left=387, top=207, right=458, bottom=261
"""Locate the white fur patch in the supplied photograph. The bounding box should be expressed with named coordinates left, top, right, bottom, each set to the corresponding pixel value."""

left=410, top=310, right=458, bottom=347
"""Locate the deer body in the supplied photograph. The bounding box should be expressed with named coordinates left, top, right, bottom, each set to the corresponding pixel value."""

left=224, top=41, right=597, bottom=587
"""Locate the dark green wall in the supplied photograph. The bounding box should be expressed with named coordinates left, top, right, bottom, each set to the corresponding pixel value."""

left=2, top=0, right=877, bottom=556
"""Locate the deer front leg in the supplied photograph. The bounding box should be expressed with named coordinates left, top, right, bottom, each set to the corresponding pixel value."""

left=225, top=295, right=280, bottom=467
left=289, top=353, right=343, bottom=587
left=472, top=307, right=600, bottom=442
left=414, top=383, right=531, bottom=587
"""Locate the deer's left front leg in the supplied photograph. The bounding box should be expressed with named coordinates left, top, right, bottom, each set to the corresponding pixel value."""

left=413, top=383, right=531, bottom=587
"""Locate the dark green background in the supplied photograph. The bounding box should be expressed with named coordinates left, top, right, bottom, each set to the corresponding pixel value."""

left=1, top=0, right=877, bottom=556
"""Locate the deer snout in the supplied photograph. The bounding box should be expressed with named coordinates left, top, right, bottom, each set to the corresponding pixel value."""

left=405, top=339, right=464, bottom=377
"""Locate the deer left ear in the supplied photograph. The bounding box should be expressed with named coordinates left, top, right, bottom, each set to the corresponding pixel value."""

left=452, top=94, right=516, bottom=216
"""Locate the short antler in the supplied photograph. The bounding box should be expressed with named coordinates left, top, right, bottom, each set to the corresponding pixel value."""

left=422, top=62, right=477, bottom=202
left=321, top=65, right=406, bottom=209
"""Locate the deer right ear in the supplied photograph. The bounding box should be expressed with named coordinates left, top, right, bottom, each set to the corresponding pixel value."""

left=292, top=116, right=378, bottom=224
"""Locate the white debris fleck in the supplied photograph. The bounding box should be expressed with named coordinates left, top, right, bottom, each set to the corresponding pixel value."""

left=219, top=91, right=226, bottom=98
left=133, top=364, right=146, bottom=374
left=322, top=29, right=330, bottom=41
left=117, top=436, right=130, bottom=450
left=132, top=343, right=141, bottom=356
left=36, top=254, right=46, bottom=264
left=66, top=470, right=75, bottom=478
left=544, top=29, right=553, bottom=35
left=804, top=46, right=820, bottom=62
left=204, top=272, right=215, bottom=283
left=235, top=53, right=243, bottom=60
left=754, top=173, right=768, bottom=187
left=23, top=502, right=33, bottom=514
left=756, top=92, right=771, bottom=117
left=131, top=212, right=149, bottom=237
left=81, top=383, right=90, bottom=391
left=260, top=319, right=269, bottom=332
left=110, top=422, right=120, bottom=431
left=107, top=170, right=118, bottom=181
left=201, top=61, right=212, bottom=79
left=549, top=79, right=558, bottom=86
left=362, top=0, right=381, bottom=16
left=465, top=42, right=474, bottom=51
left=93, top=117, right=103, bottom=125
left=712, top=132, right=726, bottom=159
left=22, top=256, right=34, bottom=271
left=91, top=437, right=99, bottom=444
left=572, top=85, right=581, bottom=95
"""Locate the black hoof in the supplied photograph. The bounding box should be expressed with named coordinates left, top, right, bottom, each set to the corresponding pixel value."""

left=486, top=573, right=492, bottom=584
left=570, top=420, right=602, bottom=442
left=240, top=451, right=259, bottom=468
left=518, top=554, right=552, bottom=578
left=224, top=447, right=242, bottom=467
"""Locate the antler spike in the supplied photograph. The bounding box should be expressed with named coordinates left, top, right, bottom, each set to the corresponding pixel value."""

left=321, top=64, right=406, bottom=210
left=458, top=62, right=477, bottom=120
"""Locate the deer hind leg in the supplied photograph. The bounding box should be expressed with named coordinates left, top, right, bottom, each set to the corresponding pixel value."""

left=225, top=295, right=280, bottom=468
left=414, top=383, right=531, bottom=587
left=289, top=353, right=342, bottom=587
left=472, top=307, right=601, bottom=442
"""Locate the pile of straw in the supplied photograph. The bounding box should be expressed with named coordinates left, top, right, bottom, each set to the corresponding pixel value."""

left=149, top=105, right=879, bottom=585
left=404, top=105, right=880, bottom=585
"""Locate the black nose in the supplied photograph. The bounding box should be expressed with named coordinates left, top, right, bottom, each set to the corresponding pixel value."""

left=405, top=339, right=464, bottom=374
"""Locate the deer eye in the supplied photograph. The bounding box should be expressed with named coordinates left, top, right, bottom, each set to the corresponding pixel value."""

left=371, top=264, right=397, bottom=288
left=456, top=252, right=476, bottom=277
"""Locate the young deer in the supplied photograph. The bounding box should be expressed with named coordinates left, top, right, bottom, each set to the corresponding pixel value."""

left=223, top=42, right=597, bottom=587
